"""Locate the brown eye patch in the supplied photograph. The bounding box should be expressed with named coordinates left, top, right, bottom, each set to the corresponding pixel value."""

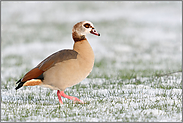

left=84, top=23, right=90, bottom=28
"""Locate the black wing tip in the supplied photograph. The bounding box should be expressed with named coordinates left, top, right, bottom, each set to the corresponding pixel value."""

left=15, top=80, right=25, bottom=90
left=16, top=79, right=22, bottom=84
left=15, top=74, right=44, bottom=90
left=15, top=86, right=20, bottom=90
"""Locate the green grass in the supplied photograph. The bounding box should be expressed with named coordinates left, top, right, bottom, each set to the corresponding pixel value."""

left=1, top=43, right=182, bottom=122
left=2, top=57, right=181, bottom=121
left=1, top=1, right=182, bottom=122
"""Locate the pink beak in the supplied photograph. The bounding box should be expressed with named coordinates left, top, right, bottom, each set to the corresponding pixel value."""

left=90, top=28, right=100, bottom=36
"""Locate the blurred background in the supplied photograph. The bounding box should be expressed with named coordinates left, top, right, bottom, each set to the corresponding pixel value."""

left=1, top=1, right=182, bottom=122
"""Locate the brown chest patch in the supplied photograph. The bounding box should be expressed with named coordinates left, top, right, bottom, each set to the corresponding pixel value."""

left=72, top=32, right=86, bottom=42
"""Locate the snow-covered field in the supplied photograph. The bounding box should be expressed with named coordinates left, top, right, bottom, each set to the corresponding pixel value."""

left=1, top=1, right=182, bottom=122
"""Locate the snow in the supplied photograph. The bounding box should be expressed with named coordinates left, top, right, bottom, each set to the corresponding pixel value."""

left=1, top=1, right=182, bottom=122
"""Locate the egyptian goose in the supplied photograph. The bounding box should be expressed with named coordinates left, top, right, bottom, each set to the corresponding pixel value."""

left=15, top=21, right=100, bottom=104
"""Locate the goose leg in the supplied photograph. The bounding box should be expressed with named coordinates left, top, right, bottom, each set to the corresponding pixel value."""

left=57, top=90, right=84, bottom=104
left=57, top=90, right=63, bottom=104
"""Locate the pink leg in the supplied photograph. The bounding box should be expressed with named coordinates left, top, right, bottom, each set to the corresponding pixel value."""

left=57, top=90, right=63, bottom=104
left=58, top=90, right=84, bottom=104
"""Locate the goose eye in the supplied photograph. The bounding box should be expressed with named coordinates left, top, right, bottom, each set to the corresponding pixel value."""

left=84, top=23, right=90, bottom=28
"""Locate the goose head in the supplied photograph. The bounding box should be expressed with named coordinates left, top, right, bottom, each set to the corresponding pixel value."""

left=72, top=21, right=100, bottom=42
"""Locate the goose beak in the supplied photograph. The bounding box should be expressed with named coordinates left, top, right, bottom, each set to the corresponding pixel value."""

left=90, top=28, right=100, bottom=36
